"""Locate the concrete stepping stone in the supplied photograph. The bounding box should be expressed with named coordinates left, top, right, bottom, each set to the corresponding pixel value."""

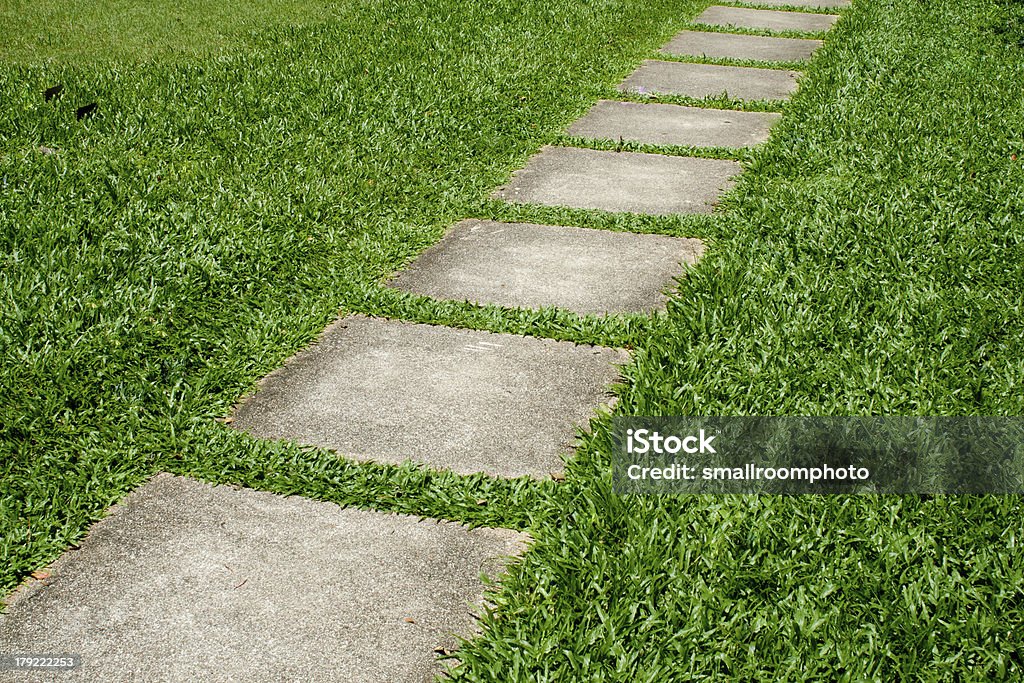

left=619, top=60, right=799, bottom=101
left=231, top=315, right=627, bottom=478
left=660, top=30, right=822, bottom=62
left=493, top=146, right=739, bottom=215
left=566, top=100, right=780, bottom=148
left=0, top=474, right=528, bottom=683
left=388, top=219, right=704, bottom=315
left=695, top=6, right=839, bottom=33
left=746, top=0, right=850, bottom=8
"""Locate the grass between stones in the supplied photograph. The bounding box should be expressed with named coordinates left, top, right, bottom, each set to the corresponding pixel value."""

left=678, top=20, right=830, bottom=40
left=2, top=0, right=1024, bottom=680
left=724, top=0, right=847, bottom=15
left=654, top=52, right=814, bottom=72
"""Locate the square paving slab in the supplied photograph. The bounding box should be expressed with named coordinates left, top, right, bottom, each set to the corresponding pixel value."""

left=0, top=474, right=529, bottom=683
left=492, top=146, right=739, bottom=215
left=619, top=60, right=799, bottom=101
left=230, top=315, right=627, bottom=478
left=388, top=219, right=705, bottom=315
left=746, top=0, right=849, bottom=8
left=566, top=100, right=780, bottom=148
left=660, top=30, right=822, bottom=62
left=695, top=6, right=839, bottom=32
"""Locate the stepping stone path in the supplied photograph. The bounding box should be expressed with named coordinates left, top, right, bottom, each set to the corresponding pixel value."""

left=0, top=474, right=528, bottom=682
left=618, top=60, right=800, bottom=101
left=388, top=219, right=705, bottom=314
left=695, top=6, right=840, bottom=33
left=4, top=2, right=846, bottom=679
left=661, top=30, right=822, bottom=62
left=492, top=146, right=739, bottom=215
left=566, top=101, right=781, bottom=148
left=231, top=315, right=627, bottom=479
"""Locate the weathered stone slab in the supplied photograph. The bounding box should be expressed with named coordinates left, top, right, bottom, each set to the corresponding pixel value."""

left=388, top=219, right=704, bottom=315
left=493, top=146, right=739, bottom=215
left=746, top=0, right=849, bottom=8
left=695, top=6, right=839, bottom=32
left=0, top=474, right=528, bottom=683
left=566, top=100, right=780, bottom=148
left=660, top=30, right=822, bottom=62
left=231, top=315, right=627, bottom=478
left=618, top=60, right=799, bottom=101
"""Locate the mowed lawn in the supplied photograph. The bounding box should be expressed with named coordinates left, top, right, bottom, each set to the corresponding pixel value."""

left=2, top=0, right=1024, bottom=679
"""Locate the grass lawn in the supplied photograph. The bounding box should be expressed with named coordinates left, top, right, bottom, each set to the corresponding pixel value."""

left=2, top=0, right=1024, bottom=679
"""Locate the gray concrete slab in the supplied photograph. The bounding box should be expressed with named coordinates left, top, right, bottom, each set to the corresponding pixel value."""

left=230, top=315, right=627, bottom=478
left=0, top=474, right=529, bottom=683
left=618, top=60, right=799, bottom=101
left=660, top=30, right=822, bottom=62
left=695, top=6, right=839, bottom=32
left=745, top=0, right=850, bottom=8
left=388, top=219, right=704, bottom=315
left=492, top=146, right=739, bottom=215
left=566, top=100, right=780, bottom=148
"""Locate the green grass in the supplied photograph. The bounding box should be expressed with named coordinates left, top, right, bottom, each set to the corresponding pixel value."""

left=723, top=0, right=845, bottom=15
left=3, top=0, right=1024, bottom=680
left=0, top=0, right=356, bottom=63
left=675, top=20, right=831, bottom=40
left=653, top=51, right=813, bottom=72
